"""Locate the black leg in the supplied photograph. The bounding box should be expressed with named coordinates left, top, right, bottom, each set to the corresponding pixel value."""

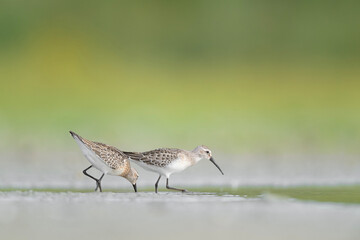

left=166, top=178, right=187, bottom=192
left=132, top=183, right=137, bottom=192
left=83, top=165, right=105, bottom=192
left=97, top=173, right=105, bottom=192
left=155, top=175, right=161, bottom=193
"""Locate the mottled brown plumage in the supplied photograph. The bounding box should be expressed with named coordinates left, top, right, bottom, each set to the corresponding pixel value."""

left=123, top=145, right=224, bottom=193
left=123, top=148, right=183, bottom=167
left=70, top=131, right=139, bottom=192
left=80, top=138, right=130, bottom=175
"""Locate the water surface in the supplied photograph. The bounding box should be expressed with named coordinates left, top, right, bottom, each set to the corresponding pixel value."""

left=0, top=187, right=359, bottom=240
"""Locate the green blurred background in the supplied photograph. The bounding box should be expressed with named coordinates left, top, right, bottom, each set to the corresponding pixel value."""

left=1, top=0, right=359, bottom=156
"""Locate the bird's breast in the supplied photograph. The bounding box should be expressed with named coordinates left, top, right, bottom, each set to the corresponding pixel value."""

left=167, top=154, right=192, bottom=172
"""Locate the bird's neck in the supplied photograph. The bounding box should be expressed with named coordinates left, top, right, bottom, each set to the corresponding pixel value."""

left=189, top=151, right=203, bottom=165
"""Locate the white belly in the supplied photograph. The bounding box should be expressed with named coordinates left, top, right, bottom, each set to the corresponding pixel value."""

left=131, top=158, right=191, bottom=178
left=74, top=138, right=113, bottom=174
left=132, top=161, right=165, bottom=174
left=166, top=159, right=192, bottom=173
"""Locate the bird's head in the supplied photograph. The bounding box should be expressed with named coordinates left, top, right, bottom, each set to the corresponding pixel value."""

left=125, top=167, right=139, bottom=192
left=192, top=145, right=224, bottom=175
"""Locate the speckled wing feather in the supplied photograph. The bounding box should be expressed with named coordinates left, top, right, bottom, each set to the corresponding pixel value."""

left=75, top=134, right=128, bottom=169
left=124, top=148, right=182, bottom=167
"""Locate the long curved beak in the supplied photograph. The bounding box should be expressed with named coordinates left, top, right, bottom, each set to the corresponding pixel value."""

left=133, top=183, right=137, bottom=192
left=210, top=157, right=224, bottom=175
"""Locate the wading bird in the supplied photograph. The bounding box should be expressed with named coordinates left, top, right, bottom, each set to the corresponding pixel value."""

left=70, top=131, right=139, bottom=192
left=124, top=145, right=223, bottom=193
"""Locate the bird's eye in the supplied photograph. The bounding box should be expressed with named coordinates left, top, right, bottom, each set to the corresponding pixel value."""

left=205, top=151, right=210, bottom=154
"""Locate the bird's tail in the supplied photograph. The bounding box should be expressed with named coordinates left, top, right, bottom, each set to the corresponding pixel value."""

left=123, top=151, right=142, bottom=162
left=69, top=130, right=83, bottom=142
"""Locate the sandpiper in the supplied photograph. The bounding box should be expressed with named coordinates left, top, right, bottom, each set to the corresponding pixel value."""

left=124, top=145, right=223, bottom=193
left=69, top=131, right=139, bottom=192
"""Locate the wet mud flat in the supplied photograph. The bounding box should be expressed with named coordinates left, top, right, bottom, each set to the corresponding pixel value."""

left=0, top=186, right=359, bottom=240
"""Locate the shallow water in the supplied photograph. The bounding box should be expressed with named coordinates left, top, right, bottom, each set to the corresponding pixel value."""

left=0, top=190, right=359, bottom=240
